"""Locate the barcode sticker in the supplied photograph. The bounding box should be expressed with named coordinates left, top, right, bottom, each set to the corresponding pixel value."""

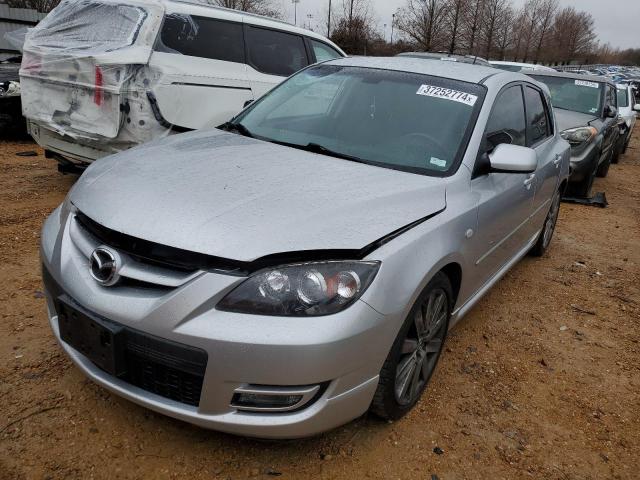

left=575, top=80, right=599, bottom=88
left=416, top=85, right=478, bottom=106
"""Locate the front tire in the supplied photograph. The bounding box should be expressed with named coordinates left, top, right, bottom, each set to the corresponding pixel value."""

left=370, top=272, right=451, bottom=420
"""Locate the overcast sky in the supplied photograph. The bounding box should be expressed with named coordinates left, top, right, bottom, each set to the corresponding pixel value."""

left=278, top=0, right=640, bottom=50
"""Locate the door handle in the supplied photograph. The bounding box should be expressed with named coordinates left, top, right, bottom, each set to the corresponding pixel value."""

left=524, top=174, right=536, bottom=189
left=553, top=154, right=562, bottom=167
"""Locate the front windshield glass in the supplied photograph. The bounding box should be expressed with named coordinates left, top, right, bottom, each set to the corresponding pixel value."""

left=234, top=65, right=485, bottom=176
left=617, top=88, right=629, bottom=108
left=531, top=75, right=603, bottom=116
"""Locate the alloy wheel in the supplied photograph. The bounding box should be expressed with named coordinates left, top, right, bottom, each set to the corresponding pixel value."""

left=394, top=289, right=448, bottom=406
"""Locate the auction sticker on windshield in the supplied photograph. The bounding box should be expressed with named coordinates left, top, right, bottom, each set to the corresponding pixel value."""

left=575, top=80, right=599, bottom=88
left=416, top=85, right=478, bottom=106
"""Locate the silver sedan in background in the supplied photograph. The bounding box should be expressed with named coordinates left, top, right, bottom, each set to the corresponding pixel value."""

left=41, top=57, right=570, bottom=438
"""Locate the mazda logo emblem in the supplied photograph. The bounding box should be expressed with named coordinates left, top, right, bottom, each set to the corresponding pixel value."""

left=90, top=247, right=120, bottom=286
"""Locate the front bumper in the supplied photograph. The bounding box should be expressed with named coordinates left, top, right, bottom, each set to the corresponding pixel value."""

left=41, top=208, right=396, bottom=438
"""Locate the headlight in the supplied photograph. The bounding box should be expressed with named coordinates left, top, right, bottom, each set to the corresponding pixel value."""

left=560, top=126, right=597, bottom=146
left=217, top=261, right=380, bottom=316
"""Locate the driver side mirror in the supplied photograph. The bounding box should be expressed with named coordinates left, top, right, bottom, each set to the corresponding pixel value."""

left=489, top=143, right=538, bottom=173
left=605, top=105, right=618, bottom=118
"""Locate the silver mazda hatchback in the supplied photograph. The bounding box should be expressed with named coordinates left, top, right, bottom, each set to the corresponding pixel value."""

left=41, top=57, right=570, bottom=438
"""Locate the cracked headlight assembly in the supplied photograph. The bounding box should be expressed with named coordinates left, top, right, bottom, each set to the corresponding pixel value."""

left=217, top=261, right=380, bottom=316
left=560, top=126, right=597, bottom=146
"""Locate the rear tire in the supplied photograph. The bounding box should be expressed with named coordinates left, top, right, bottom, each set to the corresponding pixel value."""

left=530, top=188, right=561, bottom=257
left=370, top=272, right=451, bottom=421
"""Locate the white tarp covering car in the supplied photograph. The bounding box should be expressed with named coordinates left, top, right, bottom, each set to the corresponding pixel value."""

left=19, top=0, right=345, bottom=168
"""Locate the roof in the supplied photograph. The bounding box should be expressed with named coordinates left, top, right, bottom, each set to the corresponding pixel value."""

left=526, top=70, right=615, bottom=85
left=325, top=56, right=503, bottom=84
left=397, top=52, right=491, bottom=66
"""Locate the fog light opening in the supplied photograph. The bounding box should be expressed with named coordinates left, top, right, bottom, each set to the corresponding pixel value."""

left=230, top=384, right=324, bottom=413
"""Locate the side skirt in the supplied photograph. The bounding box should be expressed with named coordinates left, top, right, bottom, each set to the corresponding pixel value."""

left=449, top=229, right=541, bottom=329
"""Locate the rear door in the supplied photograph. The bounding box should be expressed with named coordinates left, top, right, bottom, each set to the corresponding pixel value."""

left=470, top=84, right=536, bottom=281
left=244, top=25, right=311, bottom=98
left=20, top=0, right=163, bottom=139
left=149, top=13, right=253, bottom=129
left=523, top=84, right=563, bottom=226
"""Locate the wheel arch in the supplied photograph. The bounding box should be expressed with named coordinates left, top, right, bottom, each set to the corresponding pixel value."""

left=439, top=262, right=462, bottom=308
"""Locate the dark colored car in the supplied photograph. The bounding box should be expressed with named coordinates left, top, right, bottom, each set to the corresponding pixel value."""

left=530, top=72, right=620, bottom=197
left=0, top=56, right=25, bottom=136
left=397, top=52, right=491, bottom=66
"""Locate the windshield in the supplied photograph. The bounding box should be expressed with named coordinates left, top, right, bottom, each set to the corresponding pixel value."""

left=233, top=65, right=484, bottom=176
left=617, top=88, right=629, bottom=108
left=531, top=75, right=603, bottom=116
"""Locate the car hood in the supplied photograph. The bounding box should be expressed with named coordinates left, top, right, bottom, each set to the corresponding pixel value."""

left=554, top=108, right=600, bottom=132
left=71, top=130, right=447, bottom=262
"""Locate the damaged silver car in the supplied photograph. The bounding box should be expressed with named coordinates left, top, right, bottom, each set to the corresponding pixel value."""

left=41, top=57, right=570, bottom=438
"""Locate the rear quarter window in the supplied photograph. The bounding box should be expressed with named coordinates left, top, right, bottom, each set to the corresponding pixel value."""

left=157, top=14, right=245, bottom=63
left=245, top=26, right=309, bottom=77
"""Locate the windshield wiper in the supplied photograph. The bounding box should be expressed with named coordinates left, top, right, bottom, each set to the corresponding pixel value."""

left=277, top=141, right=371, bottom=166
left=220, top=121, right=254, bottom=138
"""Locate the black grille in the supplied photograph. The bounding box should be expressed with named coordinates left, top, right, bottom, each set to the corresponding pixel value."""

left=43, top=265, right=208, bottom=407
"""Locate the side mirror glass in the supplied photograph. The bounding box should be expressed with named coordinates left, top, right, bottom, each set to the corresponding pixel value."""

left=606, top=106, right=618, bottom=118
left=489, top=143, right=538, bottom=174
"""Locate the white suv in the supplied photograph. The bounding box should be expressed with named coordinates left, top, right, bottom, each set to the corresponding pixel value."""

left=19, top=0, right=345, bottom=169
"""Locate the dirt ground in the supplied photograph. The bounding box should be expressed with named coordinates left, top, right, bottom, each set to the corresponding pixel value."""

left=0, top=131, right=638, bottom=480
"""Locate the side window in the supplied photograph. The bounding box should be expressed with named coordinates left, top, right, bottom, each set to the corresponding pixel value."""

left=158, top=15, right=245, bottom=63
left=245, top=26, right=309, bottom=77
left=484, top=85, right=526, bottom=151
left=606, top=85, right=617, bottom=109
left=524, top=86, right=551, bottom=146
left=310, top=40, right=342, bottom=63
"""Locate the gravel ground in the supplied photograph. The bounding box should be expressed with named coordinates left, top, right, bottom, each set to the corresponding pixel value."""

left=0, top=132, right=639, bottom=480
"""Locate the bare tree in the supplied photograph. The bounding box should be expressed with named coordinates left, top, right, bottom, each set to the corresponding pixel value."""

left=443, top=0, right=468, bottom=54
left=397, top=0, right=447, bottom=52
left=330, top=0, right=374, bottom=55
left=494, top=5, right=515, bottom=60
left=550, top=7, right=596, bottom=64
left=206, top=0, right=281, bottom=17
left=532, top=0, right=557, bottom=64
left=463, top=0, right=485, bottom=55
left=481, top=0, right=509, bottom=60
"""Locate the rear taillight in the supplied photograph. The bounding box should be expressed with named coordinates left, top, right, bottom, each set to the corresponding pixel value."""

left=21, top=52, right=41, bottom=72
left=94, top=66, right=103, bottom=106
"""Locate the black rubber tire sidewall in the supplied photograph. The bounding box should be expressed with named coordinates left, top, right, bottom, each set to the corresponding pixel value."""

left=369, top=272, right=453, bottom=421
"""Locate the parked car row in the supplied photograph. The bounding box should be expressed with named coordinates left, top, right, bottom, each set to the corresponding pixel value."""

left=23, top=0, right=637, bottom=439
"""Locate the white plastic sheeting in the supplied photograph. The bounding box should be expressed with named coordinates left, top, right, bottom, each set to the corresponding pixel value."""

left=20, top=0, right=167, bottom=149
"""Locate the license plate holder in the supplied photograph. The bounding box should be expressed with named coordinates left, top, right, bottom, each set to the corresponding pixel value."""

left=56, top=295, right=126, bottom=377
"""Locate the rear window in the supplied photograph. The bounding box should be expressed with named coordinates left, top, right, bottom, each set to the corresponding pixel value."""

left=157, top=14, right=245, bottom=63
left=28, top=1, right=147, bottom=52
left=246, top=26, right=309, bottom=77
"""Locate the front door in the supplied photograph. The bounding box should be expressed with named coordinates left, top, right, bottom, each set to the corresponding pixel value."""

left=469, top=84, right=536, bottom=285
